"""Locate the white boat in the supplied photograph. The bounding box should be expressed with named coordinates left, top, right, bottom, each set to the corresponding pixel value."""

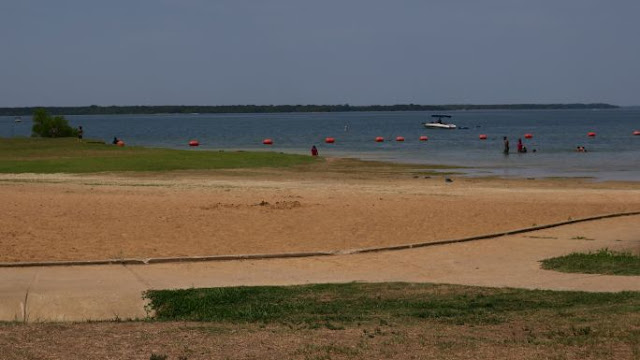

left=14, top=116, right=22, bottom=123
left=422, top=114, right=456, bottom=129
left=423, top=122, right=457, bottom=129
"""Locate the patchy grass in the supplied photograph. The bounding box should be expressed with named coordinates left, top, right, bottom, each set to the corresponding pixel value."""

left=145, top=282, right=640, bottom=326
left=0, top=138, right=317, bottom=173
left=4, top=283, right=640, bottom=359
left=541, top=248, right=640, bottom=275
left=0, top=138, right=461, bottom=177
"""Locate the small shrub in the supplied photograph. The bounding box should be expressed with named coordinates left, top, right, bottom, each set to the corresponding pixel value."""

left=31, top=108, right=78, bottom=138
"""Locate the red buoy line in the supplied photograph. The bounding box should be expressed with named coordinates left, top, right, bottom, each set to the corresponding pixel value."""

left=236, top=129, right=640, bottom=147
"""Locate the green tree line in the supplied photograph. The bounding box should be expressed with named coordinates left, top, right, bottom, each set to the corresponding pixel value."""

left=1, top=103, right=618, bottom=116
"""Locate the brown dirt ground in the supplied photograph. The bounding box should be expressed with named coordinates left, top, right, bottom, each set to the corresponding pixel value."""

left=2, top=315, right=638, bottom=360
left=1, top=165, right=639, bottom=263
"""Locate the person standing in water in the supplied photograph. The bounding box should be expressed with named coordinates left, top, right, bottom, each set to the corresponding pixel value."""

left=503, top=136, right=510, bottom=154
left=311, top=145, right=318, bottom=156
left=517, top=138, right=523, bottom=153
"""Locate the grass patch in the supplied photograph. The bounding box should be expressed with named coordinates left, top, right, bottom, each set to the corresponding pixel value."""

left=541, top=249, right=640, bottom=275
left=0, top=138, right=317, bottom=173
left=144, top=282, right=640, bottom=326
left=4, top=283, right=640, bottom=359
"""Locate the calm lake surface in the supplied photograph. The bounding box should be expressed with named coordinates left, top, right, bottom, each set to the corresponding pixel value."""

left=2, top=109, right=639, bottom=181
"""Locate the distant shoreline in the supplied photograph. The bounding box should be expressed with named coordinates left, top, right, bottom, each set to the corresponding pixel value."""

left=0, top=103, right=618, bottom=116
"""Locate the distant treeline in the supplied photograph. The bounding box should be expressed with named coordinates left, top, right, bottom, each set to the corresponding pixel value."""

left=0, top=103, right=618, bottom=116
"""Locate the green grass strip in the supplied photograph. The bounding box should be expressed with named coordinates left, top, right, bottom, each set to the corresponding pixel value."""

left=541, top=248, right=640, bottom=276
left=144, top=282, right=640, bottom=325
left=0, top=138, right=316, bottom=173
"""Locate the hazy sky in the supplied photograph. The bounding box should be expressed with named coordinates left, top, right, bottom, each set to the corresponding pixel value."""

left=1, top=0, right=639, bottom=106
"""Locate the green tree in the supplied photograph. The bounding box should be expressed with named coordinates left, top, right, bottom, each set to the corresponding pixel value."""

left=31, top=108, right=77, bottom=138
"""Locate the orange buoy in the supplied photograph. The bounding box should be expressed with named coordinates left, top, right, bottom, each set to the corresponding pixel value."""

left=189, top=140, right=199, bottom=147
left=524, top=133, right=533, bottom=139
left=375, top=136, right=384, bottom=142
left=325, top=137, right=335, bottom=144
left=479, top=134, right=487, bottom=140
left=587, top=132, right=596, bottom=137
left=262, top=138, right=273, bottom=145
left=395, top=136, right=405, bottom=142
left=419, top=135, right=428, bottom=141
left=116, top=140, right=125, bottom=147
left=633, top=130, right=640, bottom=136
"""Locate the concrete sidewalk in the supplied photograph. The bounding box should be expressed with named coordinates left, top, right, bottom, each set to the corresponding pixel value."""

left=1, top=216, right=638, bottom=322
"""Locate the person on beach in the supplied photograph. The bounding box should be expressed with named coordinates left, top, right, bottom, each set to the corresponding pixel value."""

left=77, top=126, right=83, bottom=141
left=517, top=138, right=523, bottom=153
left=112, top=137, right=119, bottom=145
left=503, top=136, right=509, bottom=154
left=311, top=145, right=318, bottom=156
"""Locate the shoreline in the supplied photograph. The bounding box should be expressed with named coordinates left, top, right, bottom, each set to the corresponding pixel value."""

left=82, top=143, right=639, bottom=182
left=3, top=107, right=639, bottom=182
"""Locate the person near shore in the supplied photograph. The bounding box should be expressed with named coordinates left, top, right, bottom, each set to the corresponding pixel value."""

left=503, top=136, right=509, bottom=154
left=517, top=138, right=523, bottom=153
left=112, top=136, right=119, bottom=145
left=77, top=126, right=83, bottom=141
left=576, top=146, right=587, bottom=152
left=311, top=145, right=318, bottom=156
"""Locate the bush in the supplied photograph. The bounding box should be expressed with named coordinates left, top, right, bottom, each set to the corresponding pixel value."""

left=31, top=108, right=77, bottom=138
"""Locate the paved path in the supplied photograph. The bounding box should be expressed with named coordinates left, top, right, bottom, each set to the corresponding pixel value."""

left=1, top=216, right=638, bottom=322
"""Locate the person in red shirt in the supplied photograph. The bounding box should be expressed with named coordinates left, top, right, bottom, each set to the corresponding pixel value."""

left=311, top=145, right=318, bottom=156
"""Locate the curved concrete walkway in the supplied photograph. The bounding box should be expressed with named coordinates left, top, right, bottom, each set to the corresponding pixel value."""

left=1, top=215, right=638, bottom=322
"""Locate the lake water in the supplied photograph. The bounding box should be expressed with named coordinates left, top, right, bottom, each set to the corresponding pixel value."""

left=2, top=109, right=639, bottom=181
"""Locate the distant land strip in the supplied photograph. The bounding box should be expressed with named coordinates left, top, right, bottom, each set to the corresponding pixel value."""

left=0, top=103, right=618, bottom=116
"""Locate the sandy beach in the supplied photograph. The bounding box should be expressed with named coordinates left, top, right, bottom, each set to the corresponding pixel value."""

left=2, top=161, right=640, bottom=359
left=1, top=162, right=639, bottom=263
